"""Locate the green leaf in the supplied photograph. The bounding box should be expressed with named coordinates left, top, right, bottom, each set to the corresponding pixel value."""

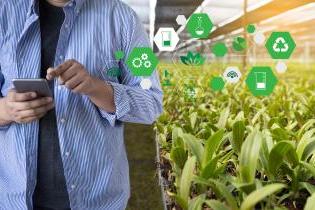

left=201, top=156, right=220, bottom=179
left=268, top=141, right=299, bottom=175
left=272, top=128, right=290, bottom=141
left=204, top=200, right=230, bottom=210
left=182, top=134, right=204, bottom=164
left=202, top=129, right=224, bottom=168
left=239, top=129, right=262, bottom=183
left=240, top=184, right=286, bottom=210
left=232, top=121, right=246, bottom=153
left=190, top=112, right=198, bottom=130
left=297, top=128, right=315, bottom=160
left=300, top=182, right=315, bottom=194
left=180, top=156, right=196, bottom=206
left=216, top=107, right=230, bottom=129
left=300, top=161, right=315, bottom=177
left=251, top=108, right=266, bottom=125
left=188, top=194, right=205, bottom=210
left=170, top=147, right=188, bottom=169
left=180, top=56, right=189, bottom=65
left=304, top=193, right=315, bottom=210
left=302, top=140, right=315, bottom=161
left=172, top=127, right=184, bottom=147
left=193, top=53, right=201, bottom=65
left=174, top=194, right=188, bottom=210
left=297, top=119, right=315, bottom=139
left=193, top=176, right=239, bottom=210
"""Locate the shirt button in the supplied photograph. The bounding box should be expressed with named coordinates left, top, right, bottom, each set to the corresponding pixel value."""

left=75, top=9, right=80, bottom=14
left=65, top=24, right=69, bottom=28
left=60, top=118, right=66, bottom=123
left=71, top=184, right=76, bottom=189
left=68, top=2, right=73, bottom=7
left=59, top=55, right=64, bottom=60
left=58, top=85, right=62, bottom=90
left=65, top=152, right=70, bottom=157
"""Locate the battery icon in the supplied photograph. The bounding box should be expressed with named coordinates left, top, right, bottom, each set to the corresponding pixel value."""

left=161, top=31, right=171, bottom=47
left=255, top=72, right=267, bottom=90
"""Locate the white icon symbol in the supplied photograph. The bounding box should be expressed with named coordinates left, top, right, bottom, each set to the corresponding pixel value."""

left=195, top=17, right=205, bottom=35
left=223, top=67, right=242, bottom=84
left=132, top=53, right=151, bottom=69
left=273, top=37, right=289, bottom=53
left=154, top=28, right=180, bottom=52
left=255, top=72, right=267, bottom=90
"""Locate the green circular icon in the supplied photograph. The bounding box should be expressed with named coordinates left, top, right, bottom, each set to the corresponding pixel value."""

left=210, top=77, right=225, bottom=91
left=247, top=24, right=256, bottom=34
left=232, top=37, right=247, bottom=52
left=245, top=66, right=278, bottom=96
left=211, top=42, right=228, bottom=57
left=187, top=13, right=213, bottom=39
left=115, top=50, right=125, bottom=60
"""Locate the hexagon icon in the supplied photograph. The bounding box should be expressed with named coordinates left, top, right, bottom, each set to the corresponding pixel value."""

left=212, top=42, right=228, bottom=57
left=246, top=66, right=278, bottom=96
left=187, top=13, right=213, bottom=39
left=210, top=76, right=225, bottom=91
left=265, top=32, right=296, bottom=59
left=127, top=47, right=159, bottom=76
left=154, top=28, right=180, bottom=52
left=176, top=15, right=187, bottom=26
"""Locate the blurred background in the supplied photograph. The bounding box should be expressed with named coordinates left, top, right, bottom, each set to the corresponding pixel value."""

left=121, top=0, right=315, bottom=209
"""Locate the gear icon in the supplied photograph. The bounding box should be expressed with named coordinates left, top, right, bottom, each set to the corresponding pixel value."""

left=141, top=53, right=149, bottom=60
left=144, top=61, right=152, bottom=68
left=126, top=47, right=159, bottom=76
left=132, top=58, right=142, bottom=68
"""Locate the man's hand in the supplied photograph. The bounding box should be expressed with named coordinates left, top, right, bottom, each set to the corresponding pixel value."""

left=46, top=59, right=116, bottom=113
left=46, top=59, right=96, bottom=95
left=0, top=90, right=54, bottom=124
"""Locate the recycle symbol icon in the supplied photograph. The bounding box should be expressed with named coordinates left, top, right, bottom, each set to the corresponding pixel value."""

left=266, top=32, right=296, bottom=59
left=273, top=37, right=289, bottom=53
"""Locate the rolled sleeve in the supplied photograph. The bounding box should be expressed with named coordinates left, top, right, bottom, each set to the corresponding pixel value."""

left=98, top=81, right=131, bottom=127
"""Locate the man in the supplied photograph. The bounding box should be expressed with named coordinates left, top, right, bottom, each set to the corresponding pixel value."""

left=0, top=0, right=163, bottom=209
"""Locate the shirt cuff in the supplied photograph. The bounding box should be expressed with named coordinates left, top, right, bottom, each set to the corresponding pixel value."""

left=98, top=81, right=131, bottom=127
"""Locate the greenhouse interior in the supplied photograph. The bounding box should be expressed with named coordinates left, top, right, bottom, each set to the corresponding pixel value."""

left=122, top=0, right=315, bottom=210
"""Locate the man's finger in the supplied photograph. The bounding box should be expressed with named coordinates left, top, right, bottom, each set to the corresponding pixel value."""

left=17, top=102, right=54, bottom=118
left=58, top=65, right=79, bottom=84
left=11, top=97, right=53, bottom=111
left=8, top=91, right=37, bottom=102
left=47, top=60, right=74, bottom=79
left=64, top=74, right=83, bottom=90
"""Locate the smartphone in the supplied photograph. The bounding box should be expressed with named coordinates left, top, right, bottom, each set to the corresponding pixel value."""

left=12, top=79, right=52, bottom=97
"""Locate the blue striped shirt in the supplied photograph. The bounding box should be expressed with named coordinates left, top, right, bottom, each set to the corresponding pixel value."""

left=0, top=0, right=163, bottom=209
